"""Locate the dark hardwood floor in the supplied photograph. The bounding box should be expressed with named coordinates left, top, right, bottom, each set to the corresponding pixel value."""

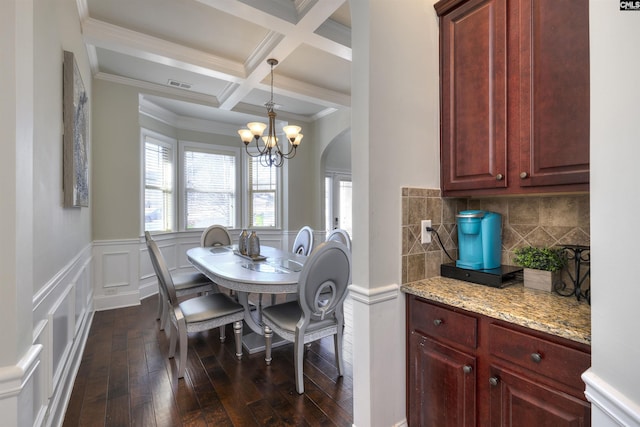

left=63, top=295, right=353, bottom=426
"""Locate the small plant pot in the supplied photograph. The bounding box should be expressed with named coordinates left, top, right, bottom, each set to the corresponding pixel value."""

left=523, top=268, right=562, bottom=292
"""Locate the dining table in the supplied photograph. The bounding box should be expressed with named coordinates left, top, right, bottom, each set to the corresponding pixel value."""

left=186, top=245, right=307, bottom=354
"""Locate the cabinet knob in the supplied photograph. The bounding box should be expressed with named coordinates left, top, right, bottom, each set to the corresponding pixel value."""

left=489, top=376, right=500, bottom=387
left=530, top=352, right=542, bottom=363
left=520, top=171, right=529, bottom=179
left=495, top=173, right=504, bottom=181
left=463, top=365, right=473, bottom=374
left=433, top=319, right=443, bottom=326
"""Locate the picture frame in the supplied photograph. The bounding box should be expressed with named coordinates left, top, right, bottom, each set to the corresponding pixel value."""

left=63, top=50, right=89, bottom=208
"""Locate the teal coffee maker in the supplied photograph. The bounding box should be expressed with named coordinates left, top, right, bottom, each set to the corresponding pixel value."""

left=441, top=209, right=521, bottom=287
left=456, top=210, right=502, bottom=270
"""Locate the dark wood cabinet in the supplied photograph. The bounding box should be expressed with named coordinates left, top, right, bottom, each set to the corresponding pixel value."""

left=437, top=0, right=508, bottom=194
left=435, top=0, right=590, bottom=196
left=406, top=295, right=591, bottom=426
left=488, top=365, right=591, bottom=427
left=409, top=333, right=476, bottom=427
left=408, top=296, right=478, bottom=427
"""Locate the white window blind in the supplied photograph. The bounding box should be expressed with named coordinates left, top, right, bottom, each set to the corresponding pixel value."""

left=248, top=157, right=277, bottom=228
left=144, top=139, right=174, bottom=231
left=183, top=148, right=236, bottom=229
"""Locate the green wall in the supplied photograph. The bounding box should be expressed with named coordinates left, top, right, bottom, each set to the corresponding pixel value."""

left=91, top=78, right=341, bottom=240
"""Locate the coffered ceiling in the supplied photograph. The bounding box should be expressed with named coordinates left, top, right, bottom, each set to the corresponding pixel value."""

left=76, top=0, right=352, bottom=132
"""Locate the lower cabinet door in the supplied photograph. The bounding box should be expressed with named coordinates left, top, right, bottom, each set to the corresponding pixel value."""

left=408, top=332, right=476, bottom=427
left=488, top=365, right=591, bottom=427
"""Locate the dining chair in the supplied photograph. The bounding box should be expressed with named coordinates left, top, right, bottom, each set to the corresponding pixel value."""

left=146, top=234, right=245, bottom=378
left=292, top=225, right=314, bottom=256
left=200, top=224, right=239, bottom=299
left=326, top=228, right=352, bottom=252
left=145, top=232, right=219, bottom=331
left=200, top=224, right=232, bottom=247
left=262, top=240, right=352, bottom=394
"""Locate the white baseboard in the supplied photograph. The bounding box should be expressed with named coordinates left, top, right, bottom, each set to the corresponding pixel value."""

left=93, top=290, right=141, bottom=311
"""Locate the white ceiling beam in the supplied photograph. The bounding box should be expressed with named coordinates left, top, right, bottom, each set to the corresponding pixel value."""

left=81, top=18, right=246, bottom=82
left=194, top=0, right=351, bottom=60
left=214, top=0, right=349, bottom=110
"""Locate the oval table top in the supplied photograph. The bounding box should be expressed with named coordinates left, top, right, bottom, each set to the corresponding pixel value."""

left=186, top=245, right=307, bottom=294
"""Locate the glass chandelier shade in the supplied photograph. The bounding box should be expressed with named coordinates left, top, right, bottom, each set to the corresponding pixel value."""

left=237, top=59, right=303, bottom=167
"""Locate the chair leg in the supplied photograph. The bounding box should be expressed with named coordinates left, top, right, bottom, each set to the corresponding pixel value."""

left=177, top=321, right=188, bottom=379
left=233, top=321, right=243, bottom=360
left=219, top=325, right=226, bottom=342
left=159, top=290, right=169, bottom=331
left=294, top=336, right=305, bottom=394
left=156, top=291, right=163, bottom=320
left=160, top=302, right=169, bottom=331
left=264, top=325, right=273, bottom=365
left=168, top=320, right=177, bottom=359
left=334, top=329, right=345, bottom=376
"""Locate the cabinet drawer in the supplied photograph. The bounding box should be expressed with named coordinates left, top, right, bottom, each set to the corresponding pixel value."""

left=489, top=323, right=590, bottom=391
left=409, top=297, right=477, bottom=349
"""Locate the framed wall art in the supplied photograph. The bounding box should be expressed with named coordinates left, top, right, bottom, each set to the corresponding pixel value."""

left=63, top=50, right=89, bottom=207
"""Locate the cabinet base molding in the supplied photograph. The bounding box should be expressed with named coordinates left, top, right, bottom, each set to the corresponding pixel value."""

left=583, top=369, right=640, bottom=427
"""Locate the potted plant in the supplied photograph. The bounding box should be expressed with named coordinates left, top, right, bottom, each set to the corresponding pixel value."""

left=513, top=246, right=567, bottom=292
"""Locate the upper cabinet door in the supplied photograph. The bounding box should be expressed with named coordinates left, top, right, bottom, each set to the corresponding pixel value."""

left=436, top=0, right=590, bottom=197
left=439, top=0, right=508, bottom=193
left=517, top=0, right=590, bottom=187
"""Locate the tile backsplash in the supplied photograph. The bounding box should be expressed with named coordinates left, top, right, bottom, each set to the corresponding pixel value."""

left=401, top=187, right=590, bottom=284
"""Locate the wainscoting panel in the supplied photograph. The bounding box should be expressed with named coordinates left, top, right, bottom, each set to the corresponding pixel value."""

left=74, top=259, right=91, bottom=338
left=177, top=240, right=201, bottom=269
left=47, top=284, right=74, bottom=396
left=139, top=244, right=157, bottom=300
left=102, top=251, right=131, bottom=288
left=32, top=321, right=48, bottom=426
left=93, top=239, right=140, bottom=310
left=29, top=244, right=93, bottom=427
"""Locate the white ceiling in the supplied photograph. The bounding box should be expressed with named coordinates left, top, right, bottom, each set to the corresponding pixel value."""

left=77, top=0, right=352, bottom=133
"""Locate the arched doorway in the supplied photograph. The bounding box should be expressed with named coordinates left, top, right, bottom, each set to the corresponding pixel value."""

left=321, top=130, right=352, bottom=239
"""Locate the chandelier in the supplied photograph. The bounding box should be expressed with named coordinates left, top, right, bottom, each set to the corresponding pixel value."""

left=237, top=59, right=303, bottom=167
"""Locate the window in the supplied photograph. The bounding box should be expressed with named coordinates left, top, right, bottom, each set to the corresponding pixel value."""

left=182, top=145, right=236, bottom=229
left=324, top=172, right=352, bottom=238
left=144, top=134, right=175, bottom=232
left=247, top=156, right=278, bottom=228
left=142, top=129, right=282, bottom=232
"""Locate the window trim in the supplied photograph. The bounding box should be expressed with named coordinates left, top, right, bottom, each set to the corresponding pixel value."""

left=141, top=128, right=177, bottom=233
left=242, top=150, right=284, bottom=230
left=178, top=140, right=242, bottom=231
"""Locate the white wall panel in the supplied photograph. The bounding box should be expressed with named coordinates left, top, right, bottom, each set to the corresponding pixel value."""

left=102, top=251, right=131, bottom=288
left=48, top=284, right=73, bottom=396
left=177, top=241, right=200, bottom=269
left=27, top=245, right=93, bottom=427
left=32, top=321, right=48, bottom=427
left=92, top=239, right=140, bottom=310
left=74, top=260, right=91, bottom=337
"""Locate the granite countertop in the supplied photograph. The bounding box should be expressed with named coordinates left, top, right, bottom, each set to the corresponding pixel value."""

left=401, top=277, right=591, bottom=345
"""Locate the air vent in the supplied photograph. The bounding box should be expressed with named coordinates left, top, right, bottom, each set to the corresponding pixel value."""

left=167, top=79, right=192, bottom=89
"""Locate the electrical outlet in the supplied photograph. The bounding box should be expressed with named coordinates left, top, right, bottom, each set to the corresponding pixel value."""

left=421, top=219, right=432, bottom=244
